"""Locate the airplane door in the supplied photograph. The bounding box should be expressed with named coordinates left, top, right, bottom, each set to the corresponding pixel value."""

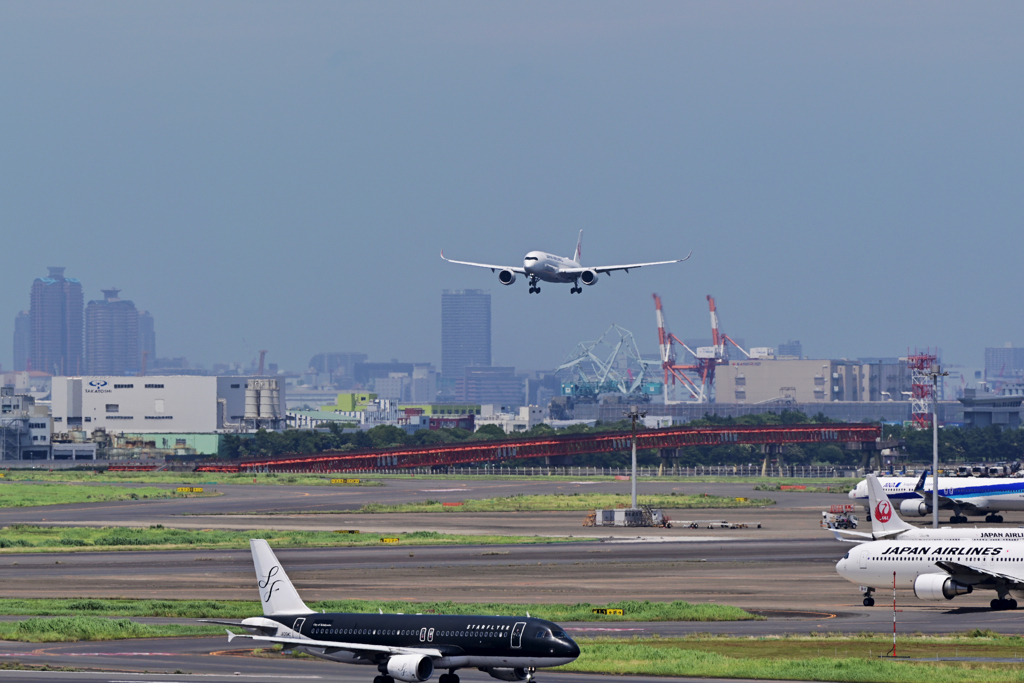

left=859, top=549, right=867, bottom=569
left=511, top=622, right=526, bottom=649
left=292, top=618, right=306, bottom=635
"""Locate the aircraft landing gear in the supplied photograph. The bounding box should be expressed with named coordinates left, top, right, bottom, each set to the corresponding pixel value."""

left=950, top=515, right=969, bottom=524
left=991, top=597, right=1018, bottom=611
left=439, top=672, right=460, bottom=683
left=525, top=667, right=537, bottom=683
left=570, top=279, right=581, bottom=294
left=862, top=587, right=875, bottom=607
left=373, top=676, right=395, bottom=683
left=529, top=276, right=541, bottom=294
left=986, top=514, right=1005, bottom=523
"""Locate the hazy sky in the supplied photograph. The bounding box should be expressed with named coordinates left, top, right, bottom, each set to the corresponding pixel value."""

left=2, top=3, right=1022, bottom=375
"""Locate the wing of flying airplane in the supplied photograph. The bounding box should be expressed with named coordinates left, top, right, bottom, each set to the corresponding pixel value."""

left=439, top=250, right=526, bottom=274
left=561, top=251, right=692, bottom=275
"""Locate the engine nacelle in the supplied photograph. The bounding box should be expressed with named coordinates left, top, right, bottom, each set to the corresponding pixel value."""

left=498, top=269, right=517, bottom=286
left=899, top=498, right=929, bottom=517
left=480, top=668, right=529, bottom=681
left=580, top=269, right=599, bottom=286
left=914, top=573, right=973, bottom=601
left=387, top=654, right=434, bottom=682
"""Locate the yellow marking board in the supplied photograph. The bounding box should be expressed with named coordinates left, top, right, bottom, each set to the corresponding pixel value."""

left=734, top=497, right=748, bottom=502
left=331, top=478, right=361, bottom=484
left=380, top=537, right=400, bottom=544
left=176, top=487, right=204, bottom=493
left=592, top=608, right=624, bottom=616
left=334, top=530, right=360, bottom=534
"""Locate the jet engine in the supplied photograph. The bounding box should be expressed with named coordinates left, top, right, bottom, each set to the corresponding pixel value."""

left=498, top=270, right=517, bottom=286
left=899, top=499, right=929, bottom=517
left=914, top=573, right=973, bottom=601
left=580, top=269, right=599, bottom=286
left=387, top=654, right=434, bottom=682
left=480, top=668, right=529, bottom=681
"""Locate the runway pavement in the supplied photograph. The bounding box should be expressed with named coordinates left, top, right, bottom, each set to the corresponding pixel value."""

left=2, top=475, right=1024, bottom=677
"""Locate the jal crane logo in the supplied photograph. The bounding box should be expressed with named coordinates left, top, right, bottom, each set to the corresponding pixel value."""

left=874, top=500, right=892, bottom=523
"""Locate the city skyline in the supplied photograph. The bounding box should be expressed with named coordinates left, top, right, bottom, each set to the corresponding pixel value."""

left=2, top=4, right=1022, bottom=375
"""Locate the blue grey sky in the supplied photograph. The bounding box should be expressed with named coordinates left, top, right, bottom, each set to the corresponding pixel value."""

left=2, top=3, right=1021, bottom=374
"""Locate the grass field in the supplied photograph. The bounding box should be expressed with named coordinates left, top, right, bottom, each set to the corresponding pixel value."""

left=358, top=492, right=775, bottom=513
left=3, top=470, right=380, bottom=487
left=0, top=482, right=211, bottom=508
left=0, top=525, right=595, bottom=552
left=0, top=597, right=756, bottom=622
left=0, top=616, right=239, bottom=642
left=558, top=634, right=1024, bottom=682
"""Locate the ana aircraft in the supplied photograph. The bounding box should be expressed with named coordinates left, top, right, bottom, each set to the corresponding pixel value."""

left=204, top=540, right=579, bottom=683
left=440, top=231, right=690, bottom=294
left=832, top=474, right=1024, bottom=543
left=836, top=538, right=1024, bottom=610
left=849, top=472, right=1024, bottom=523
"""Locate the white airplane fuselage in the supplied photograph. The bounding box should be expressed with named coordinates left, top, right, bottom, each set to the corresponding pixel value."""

left=849, top=476, right=1024, bottom=515
left=523, top=251, right=581, bottom=284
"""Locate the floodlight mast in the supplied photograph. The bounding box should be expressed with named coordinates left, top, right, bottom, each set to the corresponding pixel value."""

left=624, top=405, right=646, bottom=509
left=926, top=363, right=948, bottom=529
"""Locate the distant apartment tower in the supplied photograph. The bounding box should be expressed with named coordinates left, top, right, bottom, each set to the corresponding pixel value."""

left=85, top=289, right=139, bottom=376
left=12, top=311, right=30, bottom=371
left=29, top=267, right=84, bottom=376
left=441, top=289, right=491, bottom=382
left=308, top=352, right=368, bottom=377
left=985, top=346, right=1024, bottom=378
left=460, top=366, right=523, bottom=405
left=777, top=340, right=803, bottom=358
left=138, top=311, right=156, bottom=368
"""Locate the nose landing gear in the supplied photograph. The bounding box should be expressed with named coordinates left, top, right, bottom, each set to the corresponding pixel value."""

left=528, top=276, right=541, bottom=294
left=862, top=587, right=875, bottom=607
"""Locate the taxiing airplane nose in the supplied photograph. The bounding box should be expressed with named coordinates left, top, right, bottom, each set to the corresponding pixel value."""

left=848, top=488, right=857, bottom=499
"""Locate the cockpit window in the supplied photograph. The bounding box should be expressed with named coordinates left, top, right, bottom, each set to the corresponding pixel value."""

left=525, top=257, right=538, bottom=261
left=535, top=629, right=551, bottom=638
left=551, top=630, right=567, bottom=639
left=844, top=553, right=850, bottom=559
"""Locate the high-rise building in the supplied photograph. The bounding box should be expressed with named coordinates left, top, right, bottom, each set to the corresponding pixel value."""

left=12, top=311, right=30, bottom=371
left=778, top=340, right=803, bottom=358
left=459, top=366, right=523, bottom=405
left=441, top=289, right=491, bottom=382
left=29, top=267, right=83, bottom=376
left=138, top=311, right=156, bottom=368
left=85, top=289, right=139, bottom=376
left=985, top=346, right=1024, bottom=379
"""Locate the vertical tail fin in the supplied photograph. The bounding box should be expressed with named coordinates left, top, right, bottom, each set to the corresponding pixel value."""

left=250, top=539, right=312, bottom=616
left=572, top=230, right=582, bottom=264
left=865, top=475, right=913, bottom=536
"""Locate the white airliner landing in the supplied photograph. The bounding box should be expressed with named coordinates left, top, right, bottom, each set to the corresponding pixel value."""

left=441, top=231, right=690, bottom=294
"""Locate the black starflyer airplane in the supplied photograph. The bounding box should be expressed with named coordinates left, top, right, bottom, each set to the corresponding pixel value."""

left=202, top=540, right=580, bottom=683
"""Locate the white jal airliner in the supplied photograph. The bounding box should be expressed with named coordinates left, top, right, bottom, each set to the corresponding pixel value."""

left=441, top=231, right=690, bottom=294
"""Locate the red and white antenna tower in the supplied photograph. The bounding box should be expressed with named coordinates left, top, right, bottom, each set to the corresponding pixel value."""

left=906, top=349, right=938, bottom=428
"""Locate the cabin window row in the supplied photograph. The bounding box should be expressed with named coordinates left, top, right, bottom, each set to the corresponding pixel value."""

left=871, top=556, right=1021, bottom=561
left=311, top=628, right=510, bottom=637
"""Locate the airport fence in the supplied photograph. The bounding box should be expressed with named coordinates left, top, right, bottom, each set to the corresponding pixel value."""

left=339, top=465, right=858, bottom=478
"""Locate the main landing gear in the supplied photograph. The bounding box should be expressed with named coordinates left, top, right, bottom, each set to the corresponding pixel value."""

left=438, top=673, right=461, bottom=683
left=986, top=514, right=1005, bottom=523
left=570, top=280, right=582, bottom=294
left=950, top=515, right=970, bottom=524
left=373, top=676, right=395, bottom=683
left=991, top=595, right=1018, bottom=610
left=529, top=276, right=541, bottom=294
left=862, top=587, right=875, bottom=607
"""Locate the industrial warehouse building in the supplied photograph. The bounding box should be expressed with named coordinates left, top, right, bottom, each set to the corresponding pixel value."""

left=51, top=375, right=285, bottom=434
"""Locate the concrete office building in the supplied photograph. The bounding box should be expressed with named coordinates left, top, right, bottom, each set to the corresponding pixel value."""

left=985, top=346, right=1024, bottom=379
left=441, top=289, right=491, bottom=382
left=716, top=358, right=913, bottom=404
left=460, top=366, right=523, bottom=405
left=85, top=289, right=139, bottom=376
left=12, top=311, right=29, bottom=372
left=50, top=375, right=284, bottom=434
left=0, top=387, right=52, bottom=460
left=29, top=267, right=84, bottom=376
left=138, top=311, right=156, bottom=366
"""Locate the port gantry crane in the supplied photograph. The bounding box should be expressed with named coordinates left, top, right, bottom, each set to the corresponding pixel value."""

left=653, top=294, right=754, bottom=404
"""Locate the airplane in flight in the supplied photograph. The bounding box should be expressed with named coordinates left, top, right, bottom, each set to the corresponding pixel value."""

left=848, top=472, right=1024, bottom=523
left=836, top=537, right=1024, bottom=610
left=441, top=231, right=690, bottom=294
left=204, top=540, right=580, bottom=683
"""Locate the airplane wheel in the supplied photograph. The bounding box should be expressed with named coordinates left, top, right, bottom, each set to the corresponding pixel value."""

left=1011, top=600, right=1019, bottom=610
left=991, top=599, right=1000, bottom=610
left=997, top=515, right=1005, bottom=523
left=536, top=287, right=540, bottom=293
left=950, top=516, right=959, bottom=524
left=863, top=597, right=874, bottom=607
left=374, top=676, right=386, bottom=683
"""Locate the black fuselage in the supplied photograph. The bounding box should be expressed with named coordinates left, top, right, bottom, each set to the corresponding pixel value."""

left=267, top=612, right=579, bottom=669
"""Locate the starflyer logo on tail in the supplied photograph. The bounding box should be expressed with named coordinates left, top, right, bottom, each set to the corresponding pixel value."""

left=441, top=230, right=690, bottom=295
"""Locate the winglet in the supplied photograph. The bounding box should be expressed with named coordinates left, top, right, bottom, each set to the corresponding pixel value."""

left=440, top=249, right=446, bottom=260
left=226, top=629, right=237, bottom=642
left=680, top=250, right=692, bottom=263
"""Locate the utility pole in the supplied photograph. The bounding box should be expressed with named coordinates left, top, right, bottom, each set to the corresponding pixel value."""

left=926, top=363, right=948, bottom=528
left=624, top=405, right=646, bottom=509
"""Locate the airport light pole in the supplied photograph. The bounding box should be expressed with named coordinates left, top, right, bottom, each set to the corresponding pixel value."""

left=624, top=405, right=646, bottom=509
left=926, top=363, right=948, bottom=528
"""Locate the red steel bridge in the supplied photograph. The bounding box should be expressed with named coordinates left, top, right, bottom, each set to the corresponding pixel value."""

left=195, top=423, right=881, bottom=474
